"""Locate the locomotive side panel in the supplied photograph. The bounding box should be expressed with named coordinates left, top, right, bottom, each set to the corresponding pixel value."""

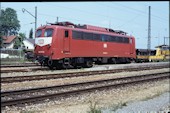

left=70, top=30, right=135, bottom=58
left=48, top=28, right=136, bottom=59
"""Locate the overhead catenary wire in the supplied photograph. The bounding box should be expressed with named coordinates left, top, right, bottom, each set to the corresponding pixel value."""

left=1, top=3, right=168, bottom=49
left=37, top=4, right=142, bottom=30
left=1, top=3, right=168, bottom=29
left=96, top=2, right=168, bottom=24
left=42, top=3, right=155, bottom=27
left=1, top=3, right=168, bottom=40
left=1, top=6, right=110, bottom=28
left=113, top=2, right=168, bottom=21
left=116, top=14, right=142, bottom=28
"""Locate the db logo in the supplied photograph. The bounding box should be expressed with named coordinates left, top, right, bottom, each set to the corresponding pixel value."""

left=38, top=39, right=44, bottom=44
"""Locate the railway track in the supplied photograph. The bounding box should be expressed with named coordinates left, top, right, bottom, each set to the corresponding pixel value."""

left=1, top=65, right=169, bottom=83
left=1, top=62, right=169, bottom=73
left=1, top=72, right=169, bottom=108
left=1, top=66, right=48, bottom=73
left=0, top=62, right=44, bottom=73
left=0, top=63, right=38, bottom=67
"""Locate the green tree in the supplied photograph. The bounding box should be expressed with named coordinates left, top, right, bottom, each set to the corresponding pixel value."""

left=0, top=8, right=20, bottom=36
left=0, top=33, right=4, bottom=48
left=13, top=37, right=20, bottom=49
left=13, top=33, right=26, bottom=49
left=29, top=28, right=33, bottom=39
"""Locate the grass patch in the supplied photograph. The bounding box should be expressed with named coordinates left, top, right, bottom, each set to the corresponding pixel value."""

left=111, top=101, right=127, bottom=112
left=87, top=100, right=101, bottom=113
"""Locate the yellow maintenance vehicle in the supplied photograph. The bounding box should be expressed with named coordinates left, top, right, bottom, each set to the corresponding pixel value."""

left=136, top=49, right=156, bottom=62
left=149, top=44, right=170, bottom=62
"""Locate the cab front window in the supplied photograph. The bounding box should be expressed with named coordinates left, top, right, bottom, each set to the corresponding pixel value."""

left=44, top=29, right=54, bottom=37
left=36, top=29, right=42, bottom=37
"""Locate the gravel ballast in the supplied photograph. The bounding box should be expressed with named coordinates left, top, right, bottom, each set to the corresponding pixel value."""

left=1, top=62, right=170, bottom=113
left=1, top=62, right=169, bottom=77
left=103, top=92, right=170, bottom=113
left=2, top=78, right=169, bottom=113
left=1, top=68, right=169, bottom=91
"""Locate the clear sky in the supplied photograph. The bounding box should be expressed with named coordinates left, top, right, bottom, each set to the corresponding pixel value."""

left=1, top=1, right=169, bottom=49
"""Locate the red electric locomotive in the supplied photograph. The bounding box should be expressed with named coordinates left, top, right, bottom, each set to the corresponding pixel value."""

left=34, top=21, right=136, bottom=69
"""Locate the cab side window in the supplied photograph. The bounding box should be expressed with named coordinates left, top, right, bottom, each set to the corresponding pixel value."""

left=65, top=30, right=69, bottom=38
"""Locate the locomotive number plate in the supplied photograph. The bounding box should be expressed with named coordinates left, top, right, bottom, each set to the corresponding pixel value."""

left=38, top=51, right=45, bottom=53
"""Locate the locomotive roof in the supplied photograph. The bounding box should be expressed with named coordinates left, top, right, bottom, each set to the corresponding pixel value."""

left=46, top=21, right=128, bottom=36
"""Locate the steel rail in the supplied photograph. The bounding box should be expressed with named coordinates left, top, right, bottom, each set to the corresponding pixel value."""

left=1, top=65, right=169, bottom=83
left=1, top=72, right=169, bottom=107
left=1, top=65, right=39, bottom=68
left=0, top=63, right=38, bottom=67
left=1, top=67, right=48, bottom=73
left=1, top=72, right=169, bottom=97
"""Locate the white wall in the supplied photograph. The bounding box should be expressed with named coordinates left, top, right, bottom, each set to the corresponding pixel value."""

left=23, top=40, right=34, bottom=50
left=1, top=53, right=9, bottom=58
left=4, top=42, right=14, bottom=49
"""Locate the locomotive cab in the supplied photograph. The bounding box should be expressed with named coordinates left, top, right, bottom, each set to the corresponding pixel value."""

left=34, top=26, right=55, bottom=66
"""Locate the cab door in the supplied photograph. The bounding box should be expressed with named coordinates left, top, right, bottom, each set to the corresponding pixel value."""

left=63, top=30, right=70, bottom=53
left=129, top=37, right=136, bottom=58
left=130, top=38, right=133, bottom=54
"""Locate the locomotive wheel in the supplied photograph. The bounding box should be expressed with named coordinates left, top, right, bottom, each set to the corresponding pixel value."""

left=109, top=58, right=116, bottom=64
left=48, top=60, right=54, bottom=70
left=56, top=63, right=68, bottom=69
left=61, top=63, right=67, bottom=69
left=71, top=62, right=82, bottom=69
left=73, top=65, right=82, bottom=69
left=126, top=58, right=131, bottom=64
left=55, top=64, right=62, bottom=70
left=83, top=60, right=93, bottom=68
left=48, top=65, right=53, bottom=70
left=54, top=63, right=67, bottom=70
